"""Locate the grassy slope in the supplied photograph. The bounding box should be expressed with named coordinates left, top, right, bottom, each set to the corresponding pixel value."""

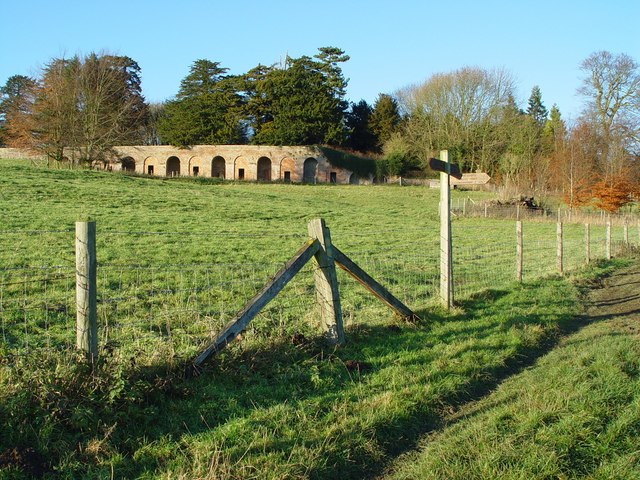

left=384, top=259, right=640, bottom=480
left=0, top=160, right=634, bottom=478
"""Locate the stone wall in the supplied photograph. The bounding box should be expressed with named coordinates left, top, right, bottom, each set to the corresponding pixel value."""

left=0, top=145, right=371, bottom=184
left=110, top=145, right=365, bottom=184
left=0, top=148, right=45, bottom=160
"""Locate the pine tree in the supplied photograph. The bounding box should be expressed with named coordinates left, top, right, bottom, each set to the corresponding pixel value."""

left=369, top=94, right=401, bottom=152
left=526, top=85, right=548, bottom=126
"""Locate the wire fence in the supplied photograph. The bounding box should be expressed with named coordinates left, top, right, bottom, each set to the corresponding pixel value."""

left=0, top=215, right=638, bottom=363
left=452, top=198, right=639, bottom=226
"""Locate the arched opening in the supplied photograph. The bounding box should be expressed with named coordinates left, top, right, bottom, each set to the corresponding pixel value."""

left=349, top=173, right=360, bottom=185
left=212, top=156, right=226, bottom=178
left=303, top=158, right=318, bottom=184
left=121, top=157, right=136, bottom=172
left=166, top=156, right=180, bottom=177
left=257, top=157, right=272, bottom=181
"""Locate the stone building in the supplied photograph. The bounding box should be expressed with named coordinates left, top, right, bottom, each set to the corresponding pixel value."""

left=109, top=145, right=370, bottom=184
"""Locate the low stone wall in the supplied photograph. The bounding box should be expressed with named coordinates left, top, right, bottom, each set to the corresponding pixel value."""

left=0, top=148, right=45, bottom=160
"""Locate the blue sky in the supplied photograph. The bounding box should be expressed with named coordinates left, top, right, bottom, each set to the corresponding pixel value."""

left=1, top=0, right=638, bottom=122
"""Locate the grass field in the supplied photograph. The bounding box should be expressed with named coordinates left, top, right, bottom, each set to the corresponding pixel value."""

left=0, top=159, right=638, bottom=478
left=383, top=261, right=640, bottom=480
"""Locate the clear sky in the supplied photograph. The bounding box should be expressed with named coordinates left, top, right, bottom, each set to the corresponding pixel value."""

left=1, top=0, right=638, bottom=122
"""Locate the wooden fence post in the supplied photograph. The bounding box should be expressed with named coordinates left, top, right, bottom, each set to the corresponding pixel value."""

left=516, top=221, right=523, bottom=283
left=308, top=218, right=344, bottom=345
left=557, top=222, right=563, bottom=275
left=439, top=150, right=453, bottom=308
left=624, top=223, right=629, bottom=246
left=606, top=221, right=612, bottom=260
left=585, top=223, right=590, bottom=264
left=76, top=221, right=98, bottom=361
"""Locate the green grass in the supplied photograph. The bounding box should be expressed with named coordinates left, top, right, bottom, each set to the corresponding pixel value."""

left=0, top=159, right=637, bottom=478
left=383, top=260, right=640, bottom=480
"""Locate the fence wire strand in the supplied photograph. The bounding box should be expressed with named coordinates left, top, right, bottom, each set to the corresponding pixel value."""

left=1, top=217, right=638, bottom=360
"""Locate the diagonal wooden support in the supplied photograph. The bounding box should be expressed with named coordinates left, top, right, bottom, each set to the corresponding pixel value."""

left=192, top=238, right=321, bottom=368
left=308, top=218, right=344, bottom=346
left=332, top=246, right=420, bottom=322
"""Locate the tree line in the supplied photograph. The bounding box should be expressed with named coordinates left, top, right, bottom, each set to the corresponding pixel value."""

left=0, top=48, right=638, bottom=211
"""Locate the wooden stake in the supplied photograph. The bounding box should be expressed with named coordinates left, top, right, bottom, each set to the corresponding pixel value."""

left=308, top=218, right=344, bottom=345
left=585, top=223, right=590, bottom=264
left=193, top=239, right=321, bottom=367
left=516, top=221, right=523, bottom=283
left=557, top=222, right=563, bottom=275
left=606, top=221, right=612, bottom=260
left=624, top=223, right=629, bottom=246
left=332, top=246, right=418, bottom=321
left=76, top=221, right=98, bottom=361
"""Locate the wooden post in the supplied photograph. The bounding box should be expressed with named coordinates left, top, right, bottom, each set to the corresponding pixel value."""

left=439, top=150, right=453, bottom=308
left=332, top=246, right=418, bottom=321
left=484, top=203, right=488, bottom=218
left=76, top=221, right=98, bottom=361
left=606, top=221, right=612, bottom=260
left=516, top=221, right=523, bottom=283
left=463, top=198, right=467, bottom=216
left=624, top=223, right=629, bottom=246
left=308, top=218, right=344, bottom=345
left=557, top=222, right=563, bottom=275
left=192, top=239, right=321, bottom=367
left=585, top=223, right=590, bottom=264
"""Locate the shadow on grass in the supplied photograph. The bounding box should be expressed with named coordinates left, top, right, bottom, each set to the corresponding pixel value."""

left=1, top=276, right=610, bottom=479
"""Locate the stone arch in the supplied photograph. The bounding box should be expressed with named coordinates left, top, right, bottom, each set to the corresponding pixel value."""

left=303, top=158, right=318, bottom=184
left=280, top=157, right=297, bottom=182
left=349, top=173, right=360, bottom=185
left=144, top=156, right=159, bottom=176
left=212, top=156, right=226, bottom=178
left=189, top=156, right=204, bottom=176
left=120, top=156, right=136, bottom=172
left=166, top=156, right=181, bottom=177
left=234, top=156, right=248, bottom=180
left=257, top=156, right=272, bottom=181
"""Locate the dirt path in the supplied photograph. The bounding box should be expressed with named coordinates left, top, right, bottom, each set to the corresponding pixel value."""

left=586, top=258, right=640, bottom=332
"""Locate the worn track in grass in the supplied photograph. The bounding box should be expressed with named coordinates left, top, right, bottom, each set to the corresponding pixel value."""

left=376, top=256, right=640, bottom=479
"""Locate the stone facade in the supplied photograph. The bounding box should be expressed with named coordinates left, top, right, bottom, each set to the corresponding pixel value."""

left=110, top=145, right=367, bottom=184
left=0, top=145, right=370, bottom=184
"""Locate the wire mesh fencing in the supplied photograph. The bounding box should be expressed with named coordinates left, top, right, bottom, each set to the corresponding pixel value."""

left=0, top=216, right=638, bottom=363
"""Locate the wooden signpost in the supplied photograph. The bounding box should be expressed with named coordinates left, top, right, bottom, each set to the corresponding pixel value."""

left=450, top=172, right=490, bottom=187
left=430, top=150, right=460, bottom=309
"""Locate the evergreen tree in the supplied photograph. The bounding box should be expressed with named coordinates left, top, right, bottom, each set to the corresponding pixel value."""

left=526, top=85, right=548, bottom=126
left=345, top=100, right=375, bottom=152
left=0, top=75, right=38, bottom=146
left=157, top=59, right=246, bottom=146
left=248, top=48, right=350, bottom=146
left=369, top=94, right=401, bottom=152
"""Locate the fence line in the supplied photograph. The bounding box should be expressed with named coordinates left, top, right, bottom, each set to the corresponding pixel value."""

left=0, top=215, right=637, bottom=363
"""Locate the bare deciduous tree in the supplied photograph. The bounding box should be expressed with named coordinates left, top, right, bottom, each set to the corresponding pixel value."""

left=578, top=51, right=640, bottom=173
left=5, top=53, right=148, bottom=166
left=395, top=66, right=516, bottom=173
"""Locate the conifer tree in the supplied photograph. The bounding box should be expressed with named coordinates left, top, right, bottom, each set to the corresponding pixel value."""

left=526, top=85, right=548, bottom=126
